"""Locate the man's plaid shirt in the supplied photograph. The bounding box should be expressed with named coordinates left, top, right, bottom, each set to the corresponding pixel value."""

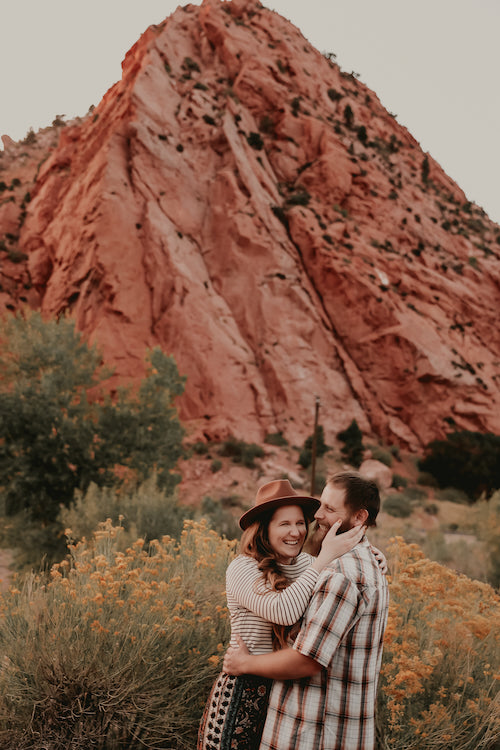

left=260, top=539, right=389, bottom=750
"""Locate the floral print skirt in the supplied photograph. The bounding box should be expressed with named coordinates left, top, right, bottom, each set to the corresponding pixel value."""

left=197, top=671, right=272, bottom=750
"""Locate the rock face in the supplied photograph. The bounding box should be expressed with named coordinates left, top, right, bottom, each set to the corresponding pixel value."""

left=2, top=0, right=500, bottom=449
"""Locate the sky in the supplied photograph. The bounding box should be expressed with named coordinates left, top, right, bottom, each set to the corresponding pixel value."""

left=1, top=0, right=499, bottom=225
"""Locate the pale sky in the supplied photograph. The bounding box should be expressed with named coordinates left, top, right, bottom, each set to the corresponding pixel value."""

left=1, top=0, right=499, bottom=224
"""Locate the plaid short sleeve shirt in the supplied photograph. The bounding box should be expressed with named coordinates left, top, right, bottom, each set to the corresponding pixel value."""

left=260, top=539, right=389, bottom=750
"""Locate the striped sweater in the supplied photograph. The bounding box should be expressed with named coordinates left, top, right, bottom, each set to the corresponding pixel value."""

left=226, top=553, right=318, bottom=654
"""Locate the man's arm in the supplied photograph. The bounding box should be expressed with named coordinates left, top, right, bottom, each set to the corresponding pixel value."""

left=223, top=635, right=322, bottom=679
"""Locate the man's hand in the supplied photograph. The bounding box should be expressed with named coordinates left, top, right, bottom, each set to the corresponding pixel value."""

left=223, top=635, right=250, bottom=676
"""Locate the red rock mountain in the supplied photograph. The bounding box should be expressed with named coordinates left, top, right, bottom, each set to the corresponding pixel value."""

left=1, top=0, right=499, bottom=451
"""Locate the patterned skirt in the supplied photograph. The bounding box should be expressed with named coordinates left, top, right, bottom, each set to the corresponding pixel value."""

left=197, top=671, right=272, bottom=750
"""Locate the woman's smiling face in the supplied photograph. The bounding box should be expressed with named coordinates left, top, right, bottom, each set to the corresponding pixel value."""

left=267, top=505, right=307, bottom=563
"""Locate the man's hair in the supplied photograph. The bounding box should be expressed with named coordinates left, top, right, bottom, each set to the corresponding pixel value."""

left=326, top=471, right=380, bottom=527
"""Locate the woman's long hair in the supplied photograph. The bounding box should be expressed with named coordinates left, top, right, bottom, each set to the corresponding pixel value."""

left=239, top=507, right=309, bottom=650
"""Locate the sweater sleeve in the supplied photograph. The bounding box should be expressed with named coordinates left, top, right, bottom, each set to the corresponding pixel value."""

left=226, top=555, right=319, bottom=626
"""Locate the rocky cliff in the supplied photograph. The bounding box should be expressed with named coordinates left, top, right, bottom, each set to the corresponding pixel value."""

left=1, top=0, right=499, bottom=450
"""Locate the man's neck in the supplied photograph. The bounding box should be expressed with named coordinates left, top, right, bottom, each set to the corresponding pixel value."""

left=304, top=535, right=322, bottom=557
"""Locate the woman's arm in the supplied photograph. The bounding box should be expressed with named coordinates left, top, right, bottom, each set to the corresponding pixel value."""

left=226, top=523, right=365, bottom=626
left=370, top=544, right=388, bottom=574
left=226, top=556, right=318, bottom=626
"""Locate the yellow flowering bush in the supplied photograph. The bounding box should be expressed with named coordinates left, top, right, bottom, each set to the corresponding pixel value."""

left=0, top=519, right=236, bottom=750
left=1, top=525, right=498, bottom=749
left=377, top=537, right=500, bottom=749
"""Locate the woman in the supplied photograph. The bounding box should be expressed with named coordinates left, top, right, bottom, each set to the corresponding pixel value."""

left=197, top=479, right=366, bottom=750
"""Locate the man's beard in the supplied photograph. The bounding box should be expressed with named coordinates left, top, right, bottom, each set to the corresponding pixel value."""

left=306, top=519, right=354, bottom=557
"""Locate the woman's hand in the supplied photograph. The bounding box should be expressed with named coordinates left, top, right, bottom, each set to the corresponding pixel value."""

left=223, top=635, right=250, bottom=676
left=313, top=521, right=366, bottom=571
left=370, top=545, right=388, bottom=575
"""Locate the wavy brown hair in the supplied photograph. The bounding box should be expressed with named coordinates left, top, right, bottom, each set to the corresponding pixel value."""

left=239, top=507, right=310, bottom=650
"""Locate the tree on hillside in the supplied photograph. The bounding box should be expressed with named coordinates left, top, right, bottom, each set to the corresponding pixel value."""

left=337, top=419, right=364, bottom=468
left=419, top=430, right=500, bottom=501
left=0, top=312, right=185, bottom=522
left=298, top=425, right=329, bottom=469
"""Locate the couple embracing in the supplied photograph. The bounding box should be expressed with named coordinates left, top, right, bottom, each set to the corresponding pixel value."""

left=198, top=471, right=389, bottom=750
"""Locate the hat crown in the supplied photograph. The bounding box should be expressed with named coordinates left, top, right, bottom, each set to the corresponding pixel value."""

left=238, top=478, right=319, bottom=530
left=256, top=479, right=298, bottom=506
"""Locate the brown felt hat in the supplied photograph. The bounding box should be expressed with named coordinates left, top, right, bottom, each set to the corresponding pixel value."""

left=239, top=479, right=320, bottom=530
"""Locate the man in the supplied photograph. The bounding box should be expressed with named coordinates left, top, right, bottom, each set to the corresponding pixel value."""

left=223, top=471, right=389, bottom=750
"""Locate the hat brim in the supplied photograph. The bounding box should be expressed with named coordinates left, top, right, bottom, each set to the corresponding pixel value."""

left=239, top=495, right=320, bottom=530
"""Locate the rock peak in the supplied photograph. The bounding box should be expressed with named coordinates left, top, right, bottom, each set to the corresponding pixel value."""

left=2, top=0, right=499, bottom=451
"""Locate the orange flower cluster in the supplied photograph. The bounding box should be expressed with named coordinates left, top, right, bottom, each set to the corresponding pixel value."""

left=1, top=523, right=498, bottom=749
left=0, top=519, right=237, bottom=748
left=378, top=537, right=500, bottom=749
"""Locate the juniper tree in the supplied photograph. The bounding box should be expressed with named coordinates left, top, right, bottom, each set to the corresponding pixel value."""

left=0, top=312, right=185, bottom=523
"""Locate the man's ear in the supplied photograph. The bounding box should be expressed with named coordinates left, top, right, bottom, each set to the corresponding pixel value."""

left=354, top=508, right=369, bottom=526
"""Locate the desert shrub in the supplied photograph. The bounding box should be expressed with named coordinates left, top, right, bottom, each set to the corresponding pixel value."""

left=0, top=512, right=68, bottom=572
left=59, top=476, right=192, bottom=547
left=0, top=312, right=185, bottom=524
left=369, top=446, right=393, bottom=467
left=190, top=441, right=209, bottom=455
left=420, top=531, right=489, bottom=582
left=22, top=128, right=37, bottom=145
left=271, top=204, right=289, bottom=228
left=337, top=419, right=364, bottom=468
left=423, top=502, right=439, bottom=515
left=421, top=154, right=430, bottom=184
left=217, top=437, right=264, bottom=468
left=210, top=459, right=222, bottom=473
left=403, top=486, right=428, bottom=503
left=474, top=490, right=500, bottom=588
left=246, top=132, right=264, bottom=150
left=2, top=476, right=193, bottom=572
left=298, top=425, right=329, bottom=469
left=1, top=529, right=499, bottom=748
left=200, top=496, right=240, bottom=540
left=291, top=96, right=301, bottom=116
left=264, top=431, right=288, bottom=447
left=182, top=56, right=200, bottom=72
left=382, top=493, right=412, bottom=518
left=435, top=486, right=470, bottom=504
left=259, top=115, right=275, bottom=135
left=389, top=444, right=401, bottom=460
left=343, top=104, right=354, bottom=127
left=285, top=189, right=311, bottom=206
left=298, top=449, right=311, bottom=469
left=327, top=87, right=342, bottom=102
left=391, top=474, right=408, bottom=489
left=417, top=471, right=439, bottom=487
left=419, top=430, right=500, bottom=500
left=0, top=520, right=235, bottom=750
left=357, top=125, right=368, bottom=144
left=377, top=537, right=500, bottom=749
